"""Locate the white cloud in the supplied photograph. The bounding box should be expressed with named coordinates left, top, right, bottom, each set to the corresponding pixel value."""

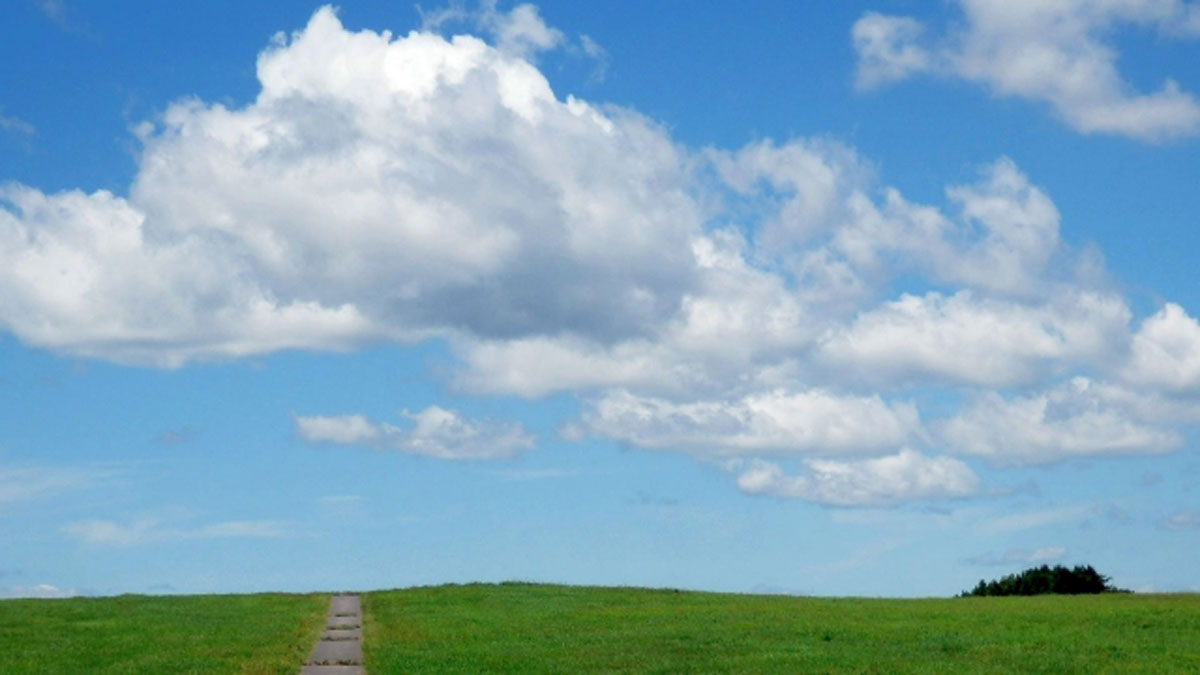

left=1124, top=303, right=1200, bottom=392
left=294, top=413, right=381, bottom=444
left=818, top=290, right=1130, bottom=388
left=1, top=583, right=79, bottom=599
left=62, top=517, right=291, bottom=546
left=853, top=0, right=1200, bottom=140
left=454, top=229, right=815, bottom=399
left=581, top=389, right=921, bottom=457
left=4, top=4, right=1200, bottom=507
left=0, top=465, right=105, bottom=504
left=0, top=6, right=702, bottom=365
left=295, top=406, right=535, bottom=460
left=942, top=377, right=1181, bottom=464
left=852, top=12, right=931, bottom=90
left=421, top=1, right=565, bottom=58
left=1163, top=509, right=1200, bottom=530
left=966, top=546, right=1067, bottom=566
left=0, top=108, right=35, bottom=139
left=481, top=1, right=564, bottom=57
left=734, top=450, right=979, bottom=507
left=978, top=504, right=1094, bottom=534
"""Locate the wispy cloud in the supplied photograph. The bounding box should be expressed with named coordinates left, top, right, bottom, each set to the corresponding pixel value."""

left=965, top=546, right=1067, bottom=567
left=0, top=107, right=36, bottom=151
left=30, top=0, right=93, bottom=37
left=978, top=505, right=1094, bottom=535
left=1163, top=509, right=1200, bottom=531
left=0, top=110, right=35, bottom=139
left=1, top=583, right=80, bottom=599
left=62, top=517, right=293, bottom=546
left=0, top=465, right=110, bottom=505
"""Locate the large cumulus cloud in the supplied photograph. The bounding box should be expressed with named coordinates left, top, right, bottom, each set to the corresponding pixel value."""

left=4, top=5, right=1200, bottom=506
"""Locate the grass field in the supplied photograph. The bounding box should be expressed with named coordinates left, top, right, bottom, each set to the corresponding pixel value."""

left=3, top=583, right=1199, bottom=673
left=0, top=592, right=327, bottom=674
left=363, top=583, right=1200, bottom=673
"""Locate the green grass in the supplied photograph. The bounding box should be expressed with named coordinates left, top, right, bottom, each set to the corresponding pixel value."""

left=4, top=584, right=1199, bottom=673
left=0, top=592, right=327, bottom=674
left=363, top=583, right=1200, bottom=673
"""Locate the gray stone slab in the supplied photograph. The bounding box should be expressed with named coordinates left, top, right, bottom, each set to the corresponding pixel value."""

left=299, top=666, right=364, bottom=675
left=321, top=628, right=361, bottom=641
left=309, top=639, right=362, bottom=666
left=330, top=595, right=360, bottom=616
left=326, top=615, right=360, bottom=629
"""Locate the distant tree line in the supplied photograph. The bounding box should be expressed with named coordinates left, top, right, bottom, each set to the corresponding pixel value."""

left=961, top=565, right=1129, bottom=597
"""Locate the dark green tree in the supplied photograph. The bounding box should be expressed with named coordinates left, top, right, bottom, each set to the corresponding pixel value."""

left=960, top=565, right=1128, bottom=597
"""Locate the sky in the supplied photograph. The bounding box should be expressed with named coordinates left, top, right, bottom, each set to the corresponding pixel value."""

left=2, top=0, right=1199, bottom=599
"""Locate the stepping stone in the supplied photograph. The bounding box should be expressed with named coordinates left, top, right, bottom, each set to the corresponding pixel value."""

left=327, top=615, right=360, bottom=629
left=330, top=595, right=361, bottom=616
left=310, top=639, right=362, bottom=666
left=322, top=628, right=361, bottom=641
left=303, top=594, right=364, bottom=674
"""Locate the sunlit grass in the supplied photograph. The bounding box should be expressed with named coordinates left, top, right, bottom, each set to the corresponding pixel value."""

left=0, top=592, right=327, bottom=674
left=363, top=583, right=1200, bottom=673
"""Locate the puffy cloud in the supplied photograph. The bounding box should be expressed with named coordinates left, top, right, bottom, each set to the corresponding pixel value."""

left=734, top=450, right=979, bottom=507
left=818, top=290, right=1130, bottom=388
left=0, top=6, right=701, bottom=365
left=1124, top=303, right=1200, bottom=392
left=295, top=406, right=535, bottom=460
left=853, top=0, right=1200, bottom=140
left=62, top=517, right=291, bottom=546
left=454, top=229, right=814, bottom=398
left=4, top=4, right=1200, bottom=508
left=580, top=389, right=922, bottom=457
left=941, top=377, right=1181, bottom=464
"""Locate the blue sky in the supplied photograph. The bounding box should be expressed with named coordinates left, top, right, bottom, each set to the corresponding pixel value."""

left=2, top=0, right=1199, bottom=598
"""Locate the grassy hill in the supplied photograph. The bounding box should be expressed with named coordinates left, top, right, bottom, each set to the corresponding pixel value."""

left=3, top=583, right=1200, bottom=673
left=0, top=592, right=327, bottom=674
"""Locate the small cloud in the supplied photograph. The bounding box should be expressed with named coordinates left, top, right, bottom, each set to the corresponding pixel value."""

left=578, top=34, right=609, bottom=82
left=966, top=546, right=1068, bottom=566
left=0, top=109, right=36, bottom=139
left=0, top=465, right=110, bottom=505
left=1163, top=509, right=1200, bottom=531
left=2, top=583, right=79, bottom=599
left=294, top=406, right=536, bottom=460
left=30, top=0, right=93, bottom=37
left=62, top=517, right=293, bottom=546
left=978, top=505, right=1094, bottom=535
left=420, top=1, right=605, bottom=66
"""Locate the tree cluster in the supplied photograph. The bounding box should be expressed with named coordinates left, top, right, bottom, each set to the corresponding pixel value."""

left=961, top=565, right=1128, bottom=597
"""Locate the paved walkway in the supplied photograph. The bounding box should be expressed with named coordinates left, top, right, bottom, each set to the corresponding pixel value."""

left=300, top=594, right=364, bottom=674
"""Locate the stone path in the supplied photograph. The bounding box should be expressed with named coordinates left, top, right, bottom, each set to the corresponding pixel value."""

left=300, top=594, right=364, bottom=674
